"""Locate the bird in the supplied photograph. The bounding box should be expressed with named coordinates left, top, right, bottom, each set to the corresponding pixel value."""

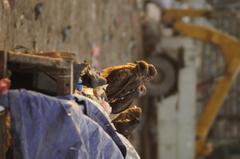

left=101, top=60, right=157, bottom=114
left=112, top=106, right=142, bottom=138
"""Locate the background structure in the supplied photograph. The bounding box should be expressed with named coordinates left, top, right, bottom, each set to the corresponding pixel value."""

left=0, top=0, right=143, bottom=69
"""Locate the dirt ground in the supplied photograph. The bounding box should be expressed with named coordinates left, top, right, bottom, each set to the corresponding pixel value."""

left=0, top=0, right=143, bottom=69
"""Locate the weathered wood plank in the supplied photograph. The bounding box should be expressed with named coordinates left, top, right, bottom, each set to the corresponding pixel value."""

left=0, top=107, right=6, bottom=159
left=0, top=51, right=7, bottom=78
left=0, top=51, right=7, bottom=159
left=7, top=51, right=72, bottom=69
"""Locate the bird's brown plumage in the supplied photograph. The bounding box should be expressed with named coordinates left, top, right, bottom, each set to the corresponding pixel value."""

left=102, top=60, right=157, bottom=114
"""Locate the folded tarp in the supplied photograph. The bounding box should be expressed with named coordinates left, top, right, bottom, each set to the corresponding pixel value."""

left=0, top=90, right=126, bottom=159
left=62, top=95, right=140, bottom=159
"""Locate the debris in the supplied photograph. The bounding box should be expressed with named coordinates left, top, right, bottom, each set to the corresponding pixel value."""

left=61, top=25, right=72, bottom=42
left=100, top=99, right=112, bottom=115
left=75, top=61, right=106, bottom=89
left=34, top=2, right=43, bottom=20
left=0, top=78, right=10, bottom=95
left=90, top=44, right=101, bottom=68
left=76, top=79, right=83, bottom=91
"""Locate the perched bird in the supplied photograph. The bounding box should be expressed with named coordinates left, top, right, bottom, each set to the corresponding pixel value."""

left=102, top=60, right=157, bottom=114
left=74, top=61, right=156, bottom=137
left=112, top=106, right=142, bottom=138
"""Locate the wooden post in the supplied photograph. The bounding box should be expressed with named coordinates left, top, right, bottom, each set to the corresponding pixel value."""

left=0, top=51, right=7, bottom=159
left=0, top=51, right=7, bottom=78
left=0, top=107, right=6, bottom=159
left=56, top=62, right=74, bottom=96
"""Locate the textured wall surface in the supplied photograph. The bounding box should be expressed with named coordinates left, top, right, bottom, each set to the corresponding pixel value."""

left=0, top=0, right=144, bottom=158
left=0, top=0, right=143, bottom=69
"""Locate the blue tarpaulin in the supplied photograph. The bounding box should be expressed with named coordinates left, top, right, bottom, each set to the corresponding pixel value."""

left=0, top=89, right=131, bottom=159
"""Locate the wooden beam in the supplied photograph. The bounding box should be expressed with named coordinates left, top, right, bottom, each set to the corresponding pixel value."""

left=0, top=51, right=7, bottom=78
left=0, top=51, right=7, bottom=159
left=7, top=51, right=72, bottom=69
left=0, top=107, right=6, bottom=159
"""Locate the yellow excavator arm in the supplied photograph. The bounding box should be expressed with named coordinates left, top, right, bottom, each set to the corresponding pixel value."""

left=162, top=9, right=240, bottom=158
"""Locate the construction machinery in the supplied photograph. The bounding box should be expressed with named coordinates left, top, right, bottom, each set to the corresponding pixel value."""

left=162, top=8, right=240, bottom=158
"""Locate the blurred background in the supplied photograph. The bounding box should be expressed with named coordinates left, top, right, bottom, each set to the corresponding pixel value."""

left=1, top=0, right=240, bottom=159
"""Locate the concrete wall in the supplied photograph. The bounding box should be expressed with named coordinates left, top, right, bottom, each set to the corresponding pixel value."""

left=156, top=36, right=197, bottom=159
left=157, top=67, right=196, bottom=159
left=0, top=0, right=143, bottom=69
